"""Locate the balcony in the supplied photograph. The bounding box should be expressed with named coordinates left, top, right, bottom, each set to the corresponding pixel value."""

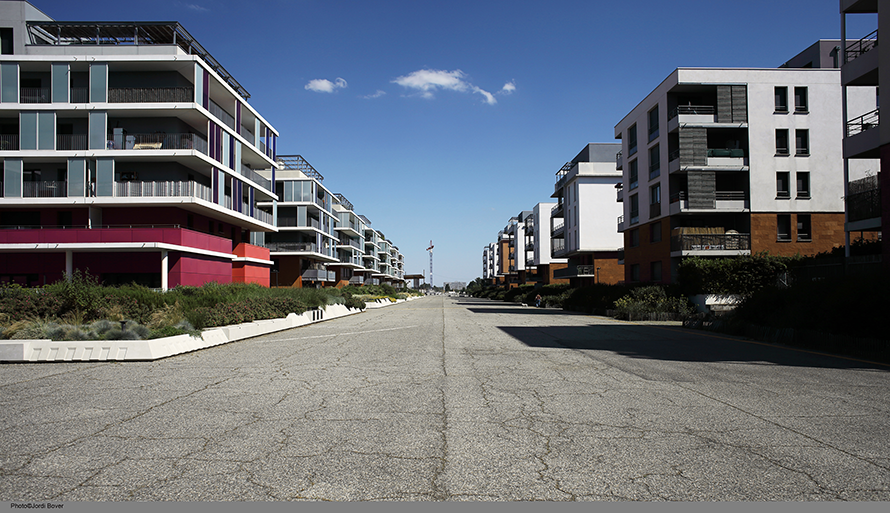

left=0, top=135, right=19, bottom=151
left=669, top=191, right=749, bottom=214
left=71, top=88, right=88, bottom=103
left=265, top=242, right=316, bottom=253
left=551, top=202, right=564, bottom=218
left=107, top=132, right=209, bottom=154
left=671, top=233, right=751, bottom=255
left=111, top=180, right=271, bottom=225
left=108, top=87, right=194, bottom=103
left=551, top=238, right=566, bottom=258
left=56, top=134, right=87, bottom=151
left=845, top=29, right=878, bottom=63
left=240, top=165, right=272, bottom=191
left=668, top=148, right=748, bottom=173
left=23, top=181, right=67, bottom=198
left=845, top=108, right=880, bottom=159
left=553, top=264, right=597, bottom=279
left=846, top=175, right=881, bottom=229
left=302, top=269, right=335, bottom=282
left=667, top=105, right=717, bottom=130
left=616, top=150, right=623, bottom=170
left=552, top=222, right=565, bottom=237
left=20, top=87, right=50, bottom=104
left=209, top=99, right=236, bottom=130
left=617, top=214, right=625, bottom=232
left=616, top=183, right=624, bottom=202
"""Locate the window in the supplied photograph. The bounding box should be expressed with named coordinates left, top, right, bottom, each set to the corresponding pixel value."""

left=794, top=87, right=808, bottom=112
left=776, top=129, right=789, bottom=155
left=650, top=221, right=662, bottom=243
left=777, top=214, right=791, bottom=241
left=796, top=172, right=810, bottom=198
left=649, top=183, right=661, bottom=218
left=629, top=194, right=639, bottom=224
left=775, top=86, right=788, bottom=112
left=628, top=124, right=638, bottom=156
left=629, top=159, right=638, bottom=190
left=650, top=261, right=662, bottom=282
left=648, top=106, right=659, bottom=142
left=795, top=129, right=809, bottom=156
left=797, top=215, right=812, bottom=241
left=776, top=172, right=790, bottom=198
left=648, top=144, right=660, bottom=180
left=630, top=264, right=640, bottom=282
left=629, top=229, right=639, bottom=247
left=0, top=28, right=12, bottom=55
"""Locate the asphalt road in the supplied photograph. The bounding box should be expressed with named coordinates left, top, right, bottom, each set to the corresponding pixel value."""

left=2, top=295, right=889, bottom=501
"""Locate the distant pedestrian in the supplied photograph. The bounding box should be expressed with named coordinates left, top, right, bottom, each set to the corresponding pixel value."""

left=535, top=294, right=542, bottom=308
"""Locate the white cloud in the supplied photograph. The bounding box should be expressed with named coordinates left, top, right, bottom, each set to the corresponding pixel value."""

left=392, top=69, right=501, bottom=105
left=304, top=77, right=348, bottom=93
left=183, top=3, right=209, bottom=12
left=363, top=90, right=387, bottom=99
left=499, top=81, right=516, bottom=94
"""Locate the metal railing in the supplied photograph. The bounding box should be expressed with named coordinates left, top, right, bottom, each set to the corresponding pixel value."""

left=107, top=132, right=209, bottom=154
left=671, top=233, right=751, bottom=252
left=551, top=202, right=564, bottom=217
left=56, top=134, right=87, bottom=150
left=70, top=87, right=88, bottom=103
left=668, top=105, right=715, bottom=120
left=847, top=175, right=881, bottom=222
left=617, top=214, right=624, bottom=228
left=0, top=135, right=19, bottom=150
left=616, top=150, right=623, bottom=169
left=669, top=191, right=747, bottom=203
left=23, top=181, right=66, bottom=197
left=108, top=87, right=193, bottom=103
left=845, top=29, right=878, bottom=63
left=847, top=108, right=879, bottom=137
left=265, top=242, right=317, bottom=253
left=114, top=180, right=213, bottom=201
left=240, top=165, right=272, bottom=191
left=209, top=99, right=235, bottom=130
left=20, top=87, right=50, bottom=103
left=301, top=269, right=335, bottom=282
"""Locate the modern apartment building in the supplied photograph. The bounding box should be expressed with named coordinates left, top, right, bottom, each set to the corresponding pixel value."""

left=482, top=241, right=497, bottom=284
left=0, top=1, right=278, bottom=289
left=614, top=43, right=877, bottom=283
left=531, top=201, right=568, bottom=285
left=840, top=1, right=887, bottom=270
left=550, top=143, right=624, bottom=286
left=330, top=193, right=366, bottom=287
left=258, top=155, right=337, bottom=287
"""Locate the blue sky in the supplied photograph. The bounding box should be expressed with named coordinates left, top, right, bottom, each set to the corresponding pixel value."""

left=30, top=0, right=875, bottom=286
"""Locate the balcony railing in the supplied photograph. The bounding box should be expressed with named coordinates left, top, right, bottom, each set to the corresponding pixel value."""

left=847, top=108, right=879, bottom=137
left=668, top=105, right=716, bottom=120
left=669, top=191, right=747, bottom=203
left=845, top=29, right=878, bottom=63
left=551, top=202, right=564, bottom=217
left=114, top=180, right=213, bottom=201
left=23, top=181, right=66, bottom=197
left=0, top=135, right=19, bottom=151
left=617, top=214, right=624, bottom=229
left=107, top=132, right=209, bottom=154
left=108, top=87, right=194, bottom=103
left=302, top=269, right=335, bottom=282
left=240, top=165, right=272, bottom=191
left=616, top=150, right=623, bottom=170
left=671, top=233, right=751, bottom=252
left=847, top=175, right=881, bottom=222
left=209, top=99, right=236, bottom=130
left=71, top=87, right=88, bottom=103
left=265, top=242, right=317, bottom=253
left=56, top=134, right=87, bottom=151
left=20, top=87, right=50, bottom=104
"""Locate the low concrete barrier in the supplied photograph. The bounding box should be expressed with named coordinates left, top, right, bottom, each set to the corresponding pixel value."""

left=0, top=304, right=362, bottom=363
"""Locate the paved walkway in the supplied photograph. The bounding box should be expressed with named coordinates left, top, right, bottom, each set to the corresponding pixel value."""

left=2, top=296, right=889, bottom=501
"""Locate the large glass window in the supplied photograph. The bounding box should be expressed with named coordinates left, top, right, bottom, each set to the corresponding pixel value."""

left=648, top=144, right=660, bottom=180
left=629, top=159, right=638, bottom=190
left=628, top=124, right=638, bottom=156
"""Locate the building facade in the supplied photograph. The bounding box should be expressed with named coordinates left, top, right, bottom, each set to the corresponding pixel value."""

left=614, top=49, right=877, bottom=284
left=0, top=1, right=278, bottom=289
left=841, top=1, right=886, bottom=270
left=550, top=143, right=624, bottom=286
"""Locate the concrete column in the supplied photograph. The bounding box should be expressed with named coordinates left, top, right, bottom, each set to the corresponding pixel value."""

left=65, top=251, right=73, bottom=281
left=161, top=250, right=169, bottom=292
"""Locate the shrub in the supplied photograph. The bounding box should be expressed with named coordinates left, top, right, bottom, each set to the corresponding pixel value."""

left=613, top=286, right=694, bottom=321
left=677, top=253, right=800, bottom=297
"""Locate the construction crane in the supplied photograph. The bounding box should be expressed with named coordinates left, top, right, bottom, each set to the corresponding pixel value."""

left=426, top=240, right=434, bottom=289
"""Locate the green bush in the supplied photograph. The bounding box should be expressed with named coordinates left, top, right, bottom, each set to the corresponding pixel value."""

left=677, top=253, right=801, bottom=296
left=561, top=284, right=627, bottom=313
left=613, top=286, right=694, bottom=321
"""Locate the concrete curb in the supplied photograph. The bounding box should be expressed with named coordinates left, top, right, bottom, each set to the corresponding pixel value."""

left=0, top=303, right=362, bottom=363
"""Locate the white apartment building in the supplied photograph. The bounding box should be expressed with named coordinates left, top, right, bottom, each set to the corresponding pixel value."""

left=550, top=143, right=624, bottom=285
left=614, top=42, right=878, bottom=283
left=531, top=201, right=568, bottom=285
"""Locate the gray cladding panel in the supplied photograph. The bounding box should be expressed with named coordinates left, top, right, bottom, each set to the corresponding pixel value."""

left=688, top=170, right=716, bottom=209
